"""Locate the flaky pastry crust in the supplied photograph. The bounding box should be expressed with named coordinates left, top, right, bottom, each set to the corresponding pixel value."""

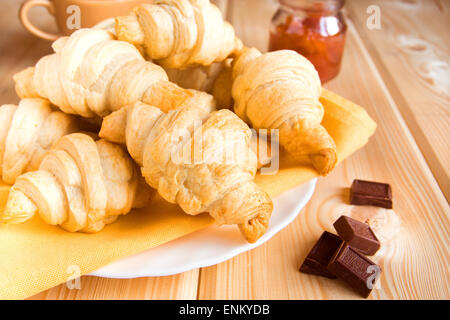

left=1, top=133, right=153, bottom=232
left=115, top=0, right=243, bottom=68
left=0, top=98, right=79, bottom=184
left=232, top=48, right=337, bottom=175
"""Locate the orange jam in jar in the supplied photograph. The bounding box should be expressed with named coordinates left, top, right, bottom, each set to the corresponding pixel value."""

left=269, top=0, right=347, bottom=83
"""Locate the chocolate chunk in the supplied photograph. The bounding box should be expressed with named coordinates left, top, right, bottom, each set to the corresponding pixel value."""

left=327, top=244, right=381, bottom=298
left=300, top=231, right=344, bottom=278
left=333, top=215, right=380, bottom=255
left=350, top=179, right=393, bottom=209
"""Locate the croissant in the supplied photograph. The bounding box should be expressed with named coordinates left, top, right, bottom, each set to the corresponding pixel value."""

left=115, top=0, right=243, bottom=69
left=13, top=28, right=215, bottom=119
left=0, top=98, right=79, bottom=184
left=1, top=133, right=153, bottom=232
left=99, top=101, right=273, bottom=243
left=232, top=48, right=337, bottom=175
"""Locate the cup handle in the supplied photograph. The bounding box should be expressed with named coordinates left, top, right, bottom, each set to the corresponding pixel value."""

left=19, top=0, right=59, bottom=41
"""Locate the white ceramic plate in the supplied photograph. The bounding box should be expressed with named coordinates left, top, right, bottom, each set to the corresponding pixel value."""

left=90, top=179, right=316, bottom=278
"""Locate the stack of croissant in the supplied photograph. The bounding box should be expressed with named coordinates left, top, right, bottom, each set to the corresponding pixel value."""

left=0, top=0, right=337, bottom=243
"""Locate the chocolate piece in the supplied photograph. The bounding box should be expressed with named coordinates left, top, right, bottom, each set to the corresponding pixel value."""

left=327, top=244, right=381, bottom=298
left=333, top=215, right=380, bottom=255
left=350, top=179, right=392, bottom=209
left=300, top=231, right=344, bottom=278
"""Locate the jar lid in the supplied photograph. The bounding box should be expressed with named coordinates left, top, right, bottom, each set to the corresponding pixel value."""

left=279, top=0, right=345, bottom=12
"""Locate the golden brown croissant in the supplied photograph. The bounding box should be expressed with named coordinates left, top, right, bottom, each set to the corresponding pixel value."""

left=99, top=101, right=273, bottom=243
left=115, top=0, right=243, bottom=69
left=1, top=133, right=153, bottom=232
left=0, top=98, right=79, bottom=184
left=232, top=48, right=337, bottom=175
left=13, top=29, right=215, bottom=119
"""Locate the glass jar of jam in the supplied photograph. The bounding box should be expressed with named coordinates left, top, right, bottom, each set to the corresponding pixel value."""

left=269, top=0, right=347, bottom=83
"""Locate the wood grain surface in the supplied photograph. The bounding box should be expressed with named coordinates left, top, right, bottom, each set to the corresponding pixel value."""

left=346, top=0, right=450, bottom=201
left=0, top=0, right=448, bottom=299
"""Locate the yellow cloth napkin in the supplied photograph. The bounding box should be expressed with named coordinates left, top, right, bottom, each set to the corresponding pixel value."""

left=0, top=89, right=376, bottom=299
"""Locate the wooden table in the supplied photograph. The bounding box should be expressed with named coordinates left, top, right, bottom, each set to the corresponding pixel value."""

left=1, top=0, right=448, bottom=299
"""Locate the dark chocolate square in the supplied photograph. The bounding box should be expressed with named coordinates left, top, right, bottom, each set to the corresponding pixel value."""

left=333, top=215, right=380, bottom=255
left=327, top=244, right=381, bottom=298
left=300, top=231, right=344, bottom=278
left=350, top=179, right=393, bottom=209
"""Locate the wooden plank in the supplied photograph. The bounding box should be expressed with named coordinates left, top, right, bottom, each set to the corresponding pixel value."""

left=27, top=271, right=200, bottom=300
left=197, top=0, right=449, bottom=299
left=346, top=0, right=450, bottom=200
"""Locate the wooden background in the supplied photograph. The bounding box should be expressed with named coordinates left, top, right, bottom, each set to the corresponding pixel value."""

left=0, top=0, right=448, bottom=299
